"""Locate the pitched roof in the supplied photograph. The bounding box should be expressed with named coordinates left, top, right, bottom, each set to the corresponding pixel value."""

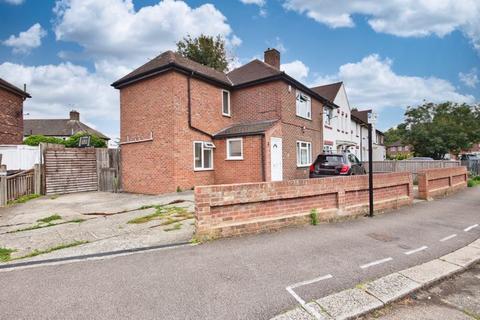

left=111, top=51, right=231, bottom=88
left=351, top=109, right=372, bottom=124
left=227, top=59, right=282, bottom=86
left=24, top=119, right=109, bottom=140
left=0, top=77, right=31, bottom=98
left=213, top=119, right=278, bottom=138
left=310, top=82, right=343, bottom=102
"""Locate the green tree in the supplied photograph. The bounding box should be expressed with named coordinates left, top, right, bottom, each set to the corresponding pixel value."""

left=64, top=132, right=107, bottom=148
left=176, top=34, right=229, bottom=72
left=403, top=102, right=480, bottom=159
left=384, top=124, right=407, bottom=146
left=23, top=135, right=66, bottom=146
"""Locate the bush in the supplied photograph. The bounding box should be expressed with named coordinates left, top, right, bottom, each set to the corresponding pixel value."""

left=64, top=132, right=107, bottom=148
left=310, top=209, right=319, bottom=225
left=24, top=135, right=65, bottom=146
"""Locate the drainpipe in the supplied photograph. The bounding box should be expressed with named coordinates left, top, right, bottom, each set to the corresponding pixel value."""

left=261, top=135, right=266, bottom=181
left=187, top=71, right=212, bottom=138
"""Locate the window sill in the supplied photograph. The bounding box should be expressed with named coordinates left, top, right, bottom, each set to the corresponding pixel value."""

left=296, top=115, right=312, bottom=121
left=222, top=113, right=231, bottom=117
left=226, top=157, right=244, bottom=161
left=194, top=168, right=214, bottom=172
left=297, top=164, right=310, bottom=168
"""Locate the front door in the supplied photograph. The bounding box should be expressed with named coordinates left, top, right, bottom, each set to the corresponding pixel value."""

left=270, top=137, right=283, bottom=181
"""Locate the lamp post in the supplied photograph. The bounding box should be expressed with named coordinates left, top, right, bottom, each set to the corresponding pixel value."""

left=367, top=111, right=377, bottom=217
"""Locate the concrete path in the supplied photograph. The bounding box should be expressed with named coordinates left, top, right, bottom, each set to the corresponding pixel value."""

left=0, top=187, right=479, bottom=320
left=362, top=262, right=480, bottom=320
left=0, top=191, right=195, bottom=261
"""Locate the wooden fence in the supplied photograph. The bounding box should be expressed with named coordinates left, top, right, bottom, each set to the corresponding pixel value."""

left=44, top=147, right=98, bottom=195
left=364, top=160, right=460, bottom=179
left=96, top=148, right=121, bottom=192
left=0, top=168, right=41, bottom=206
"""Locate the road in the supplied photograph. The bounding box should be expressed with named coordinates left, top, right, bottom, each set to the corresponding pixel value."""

left=1, top=187, right=479, bottom=320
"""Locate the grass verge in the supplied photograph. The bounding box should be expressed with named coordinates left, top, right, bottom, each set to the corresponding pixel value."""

left=7, top=194, right=40, bottom=205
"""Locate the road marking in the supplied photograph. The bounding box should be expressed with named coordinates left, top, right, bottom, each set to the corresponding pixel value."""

left=404, top=246, right=428, bottom=255
left=289, top=274, right=333, bottom=289
left=285, top=274, right=333, bottom=320
left=440, top=234, right=457, bottom=242
left=464, top=224, right=478, bottom=232
left=360, top=257, right=393, bottom=269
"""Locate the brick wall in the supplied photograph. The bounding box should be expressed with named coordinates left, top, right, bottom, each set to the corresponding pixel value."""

left=418, top=166, right=468, bottom=200
left=213, top=136, right=264, bottom=184
left=0, top=87, right=24, bottom=144
left=195, top=172, right=413, bottom=238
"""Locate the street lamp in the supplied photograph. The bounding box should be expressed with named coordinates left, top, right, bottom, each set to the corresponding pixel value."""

left=367, top=111, right=377, bottom=217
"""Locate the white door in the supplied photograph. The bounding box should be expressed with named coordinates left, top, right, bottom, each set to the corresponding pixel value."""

left=270, top=137, right=283, bottom=181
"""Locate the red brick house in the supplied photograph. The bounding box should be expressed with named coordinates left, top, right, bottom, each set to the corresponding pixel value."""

left=112, top=49, right=337, bottom=194
left=0, top=77, right=30, bottom=144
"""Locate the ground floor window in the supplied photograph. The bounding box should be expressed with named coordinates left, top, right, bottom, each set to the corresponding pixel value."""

left=296, top=141, right=312, bottom=167
left=194, top=141, right=214, bottom=170
left=226, top=138, right=243, bottom=160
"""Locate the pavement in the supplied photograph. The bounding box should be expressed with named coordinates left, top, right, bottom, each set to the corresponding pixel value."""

left=362, top=262, right=480, bottom=320
left=0, top=187, right=478, bottom=320
left=0, top=191, right=195, bottom=262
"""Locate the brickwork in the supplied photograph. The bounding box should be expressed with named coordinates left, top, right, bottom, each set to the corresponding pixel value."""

left=195, top=172, right=413, bottom=238
left=0, top=87, right=24, bottom=144
left=417, top=166, right=468, bottom=200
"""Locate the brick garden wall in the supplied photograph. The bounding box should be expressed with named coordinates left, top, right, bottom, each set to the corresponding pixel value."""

left=195, top=172, right=413, bottom=238
left=418, top=166, right=468, bottom=200
left=0, top=87, right=24, bottom=144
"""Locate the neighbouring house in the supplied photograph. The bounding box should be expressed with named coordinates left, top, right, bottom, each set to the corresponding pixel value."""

left=112, top=48, right=339, bottom=194
left=23, top=110, right=109, bottom=141
left=311, top=81, right=386, bottom=161
left=0, top=77, right=30, bottom=145
left=386, top=141, right=412, bottom=158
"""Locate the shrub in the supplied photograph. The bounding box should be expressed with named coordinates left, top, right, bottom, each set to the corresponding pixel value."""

left=310, top=209, right=319, bottom=225
left=24, top=135, right=65, bottom=146
left=64, top=132, right=107, bottom=148
left=468, top=180, right=474, bottom=187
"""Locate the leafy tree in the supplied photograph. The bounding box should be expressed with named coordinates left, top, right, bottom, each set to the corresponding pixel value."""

left=384, top=124, right=407, bottom=146
left=176, top=34, right=229, bottom=72
left=403, top=102, right=480, bottom=159
left=24, top=135, right=66, bottom=146
left=64, top=132, right=107, bottom=148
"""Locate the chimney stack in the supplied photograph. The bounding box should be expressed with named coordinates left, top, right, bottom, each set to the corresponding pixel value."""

left=70, top=110, right=80, bottom=121
left=264, top=48, right=280, bottom=70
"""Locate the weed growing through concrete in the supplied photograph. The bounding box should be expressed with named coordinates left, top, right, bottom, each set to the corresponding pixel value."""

left=128, top=205, right=193, bottom=224
left=164, top=223, right=182, bottom=232
left=7, top=194, right=40, bottom=205
left=0, top=247, right=15, bottom=262
left=16, top=240, right=89, bottom=260
left=310, top=209, right=319, bottom=225
left=37, top=214, right=62, bottom=224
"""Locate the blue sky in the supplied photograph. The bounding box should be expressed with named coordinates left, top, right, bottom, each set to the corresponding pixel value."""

left=1, top=0, right=479, bottom=141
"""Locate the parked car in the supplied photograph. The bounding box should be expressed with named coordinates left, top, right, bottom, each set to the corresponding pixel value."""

left=309, top=153, right=366, bottom=178
left=409, top=157, right=434, bottom=160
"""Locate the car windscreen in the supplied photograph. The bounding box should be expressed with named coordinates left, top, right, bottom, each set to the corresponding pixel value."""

left=317, top=155, right=344, bottom=164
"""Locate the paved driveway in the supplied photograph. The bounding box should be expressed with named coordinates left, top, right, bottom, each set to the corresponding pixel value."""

left=0, top=191, right=194, bottom=263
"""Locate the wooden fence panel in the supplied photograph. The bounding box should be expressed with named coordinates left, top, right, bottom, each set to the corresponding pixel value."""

left=96, top=148, right=121, bottom=192
left=0, top=169, right=35, bottom=206
left=44, top=148, right=98, bottom=195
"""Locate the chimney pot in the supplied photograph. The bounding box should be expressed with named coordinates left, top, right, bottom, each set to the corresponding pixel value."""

left=264, top=48, right=280, bottom=70
left=70, top=110, right=80, bottom=121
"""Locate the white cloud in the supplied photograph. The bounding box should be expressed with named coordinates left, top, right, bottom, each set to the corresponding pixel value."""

left=53, top=0, right=238, bottom=75
left=2, top=23, right=47, bottom=54
left=312, top=54, right=475, bottom=110
left=281, top=60, right=309, bottom=82
left=240, top=0, right=265, bottom=5
left=283, top=0, right=480, bottom=52
left=2, top=0, right=24, bottom=4
left=0, top=62, right=118, bottom=136
left=459, top=68, right=479, bottom=88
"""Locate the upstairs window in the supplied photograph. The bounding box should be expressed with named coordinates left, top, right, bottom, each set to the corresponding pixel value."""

left=296, top=90, right=311, bottom=120
left=324, top=107, right=333, bottom=125
left=296, top=141, right=312, bottom=167
left=226, top=138, right=243, bottom=160
left=194, top=141, right=214, bottom=170
left=222, top=90, right=230, bottom=116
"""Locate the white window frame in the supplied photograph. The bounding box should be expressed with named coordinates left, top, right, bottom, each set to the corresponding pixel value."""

left=296, top=141, right=312, bottom=167
left=226, top=138, right=243, bottom=160
left=222, top=90, right=231, bottom=117
left=193, top=141, right=214, bottom=171
left=296, top=90, right=311, bottom=120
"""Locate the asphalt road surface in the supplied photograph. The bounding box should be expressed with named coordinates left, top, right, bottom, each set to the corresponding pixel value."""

left=1, top=188, right=479, bottom=320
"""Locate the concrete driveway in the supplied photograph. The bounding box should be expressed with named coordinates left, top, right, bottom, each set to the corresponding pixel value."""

left=0, top=191, right=195, bottom=263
